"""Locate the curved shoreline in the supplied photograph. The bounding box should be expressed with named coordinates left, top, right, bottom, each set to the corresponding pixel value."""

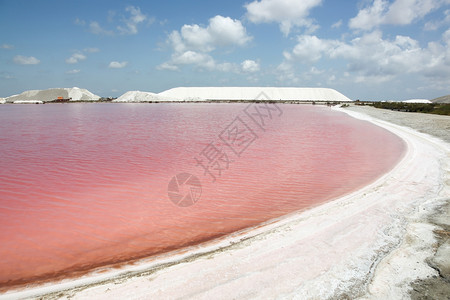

left=1, top=106, right=448, bottom=299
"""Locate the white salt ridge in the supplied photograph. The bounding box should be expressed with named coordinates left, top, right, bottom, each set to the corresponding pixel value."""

left=158, top=87, right=352, bottom=102
left=113, top=91, right=180, bottom=102
left=402, top=99, right=432, bottom=104
left=5, top=87, right=352, bottom=103
left=115, top=87, right=352, bottom=102
left=0, top=98, right=5, bottom=104
left=5, top=87, right=100, bottom=103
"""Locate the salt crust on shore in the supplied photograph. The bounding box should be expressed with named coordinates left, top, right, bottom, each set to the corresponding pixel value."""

left=1, top=107, right=448, bottom=299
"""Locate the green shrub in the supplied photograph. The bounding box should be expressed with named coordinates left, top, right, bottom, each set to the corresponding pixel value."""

left=371, top=102, right=450, bottom=116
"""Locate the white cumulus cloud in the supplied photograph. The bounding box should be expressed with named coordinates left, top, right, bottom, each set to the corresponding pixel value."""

left=13, top=55, right=40, bottom=65
left=285, top=35, right=337, bottom=62
left=172, top=51, right=213, bottom=66
left=241, top=60, right=260, bottom=72
left=349, top=0, right=447, bottom=31
left=245, top=0, right=323, bottom=36
left=280, top=30, right=450, bottom=84
left=159, top=15, right=252, bottom=71
left=161, top=51, right=240, bottom=72
left=108, top=61, right=128, bottom=68
left=87, top=6, right=150, bottom=36
left=117, top=6, right=149, bottom=35
left=169, top=15, right=251, bottom=53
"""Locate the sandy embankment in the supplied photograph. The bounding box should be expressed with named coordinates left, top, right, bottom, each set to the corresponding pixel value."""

left=1, top=105, right=449, bottom=299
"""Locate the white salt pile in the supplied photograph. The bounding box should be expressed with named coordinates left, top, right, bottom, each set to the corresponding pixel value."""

left=0, top=98, right=5, bottom=104
left=113, top=91, right=180, bottom=102
left=5, top=87, right=100, bottom=103
left=5, top=87, right=353, bottom=103
left=158, top=87, right=352, bottom=102
left=115, top=87, right=352, bottom=103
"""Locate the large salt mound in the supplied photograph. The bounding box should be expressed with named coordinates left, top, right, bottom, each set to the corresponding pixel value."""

left=113, top=91, right=180, bottom=102
left=5, top=87, right=100, bottom=103
left=158, top=87, right=352, bottom=102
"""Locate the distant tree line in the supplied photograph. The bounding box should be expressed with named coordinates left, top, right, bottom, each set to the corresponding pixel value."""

left=371, top=102, right=450, bottom=116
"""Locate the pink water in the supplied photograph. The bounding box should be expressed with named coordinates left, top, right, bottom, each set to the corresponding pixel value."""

left=0, top=103, right=405, bottom=288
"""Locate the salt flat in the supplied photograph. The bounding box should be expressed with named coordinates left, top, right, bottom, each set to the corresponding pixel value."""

left=1, top=105, right=448, bottom=300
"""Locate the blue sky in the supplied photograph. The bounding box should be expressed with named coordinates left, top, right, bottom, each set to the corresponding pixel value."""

left=0, top=0, right=449, bottom=100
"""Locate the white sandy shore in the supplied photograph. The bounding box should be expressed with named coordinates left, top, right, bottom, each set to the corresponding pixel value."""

left=1, top=107, right=449, bottom=299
